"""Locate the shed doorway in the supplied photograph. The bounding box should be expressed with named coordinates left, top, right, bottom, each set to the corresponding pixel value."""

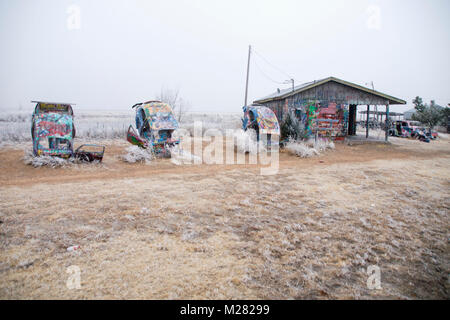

left=348, top=104, right=357, bottom=136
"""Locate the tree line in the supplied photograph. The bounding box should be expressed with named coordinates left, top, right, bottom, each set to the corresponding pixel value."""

left=412, top=97, right=449, bottom=129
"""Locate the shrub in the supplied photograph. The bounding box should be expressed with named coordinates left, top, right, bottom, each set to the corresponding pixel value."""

left=280, top=110, right=306, bottom=142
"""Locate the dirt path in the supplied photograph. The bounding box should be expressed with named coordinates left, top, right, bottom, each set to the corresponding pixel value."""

left=1, top=139, right=449, bottom=187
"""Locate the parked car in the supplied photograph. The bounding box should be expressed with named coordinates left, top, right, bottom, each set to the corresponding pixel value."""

left=242, top=104, right=280, bottom=146
left=127, top=101, right=180, bottom=157
left=405, top=120, right=422, bottom=132
left=31, top=101, right=105, bottom=161
left=389, top=120, right=436, bottom=141
left=407, top=120, right=437, bottom=141
left=390, top=121, right=413, bottom=137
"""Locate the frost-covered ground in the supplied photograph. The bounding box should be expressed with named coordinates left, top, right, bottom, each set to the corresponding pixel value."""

left=0, top=136, right=449, bottom=299
left=0, top=110, right=242, bottom=144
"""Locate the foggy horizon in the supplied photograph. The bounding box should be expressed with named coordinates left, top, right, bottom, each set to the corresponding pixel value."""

left=1, top=0, right=449, bottom=113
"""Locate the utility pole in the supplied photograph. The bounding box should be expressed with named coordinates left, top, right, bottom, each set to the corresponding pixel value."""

left=283, top=79, right=295, bottom=92
left=244, top=45, right=251, bottom=107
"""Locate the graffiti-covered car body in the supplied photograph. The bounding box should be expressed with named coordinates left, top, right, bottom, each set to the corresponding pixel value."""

left=30, top=101, right=105, bottom=162
left=405, top=120, right=422, bottom=133
left=390, top=120, right=437, bottom=141
left=31, top=101, right=75, bottom=157
left=390, top=121, right=413, bottom=138
left=127, top=101, right=180, bottom=156
left=242, top=105, right=280, bottom=145
left=74, top=144, right=106, bottom=162
left=424, top=128, right=438, bottom=140
left=413, top=127, right=431, bottom=143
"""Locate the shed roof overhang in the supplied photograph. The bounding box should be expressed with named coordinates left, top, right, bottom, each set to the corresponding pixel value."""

left=254, top=77, right=406, bottom=105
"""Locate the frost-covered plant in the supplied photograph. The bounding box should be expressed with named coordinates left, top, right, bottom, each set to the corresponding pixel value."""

left=285, top=138, right=335, bottom=158
left=313, top=139, right=335, bottom=152
left=280, top=110, right=306, bottom=141
left=0, top=122, right=30, bottom=142
left=23, top=151, right=75, bottom=168
left=285, top=139, right=319, bottom=158
left=121, top=145, right=154, bottom=163
left=233, top=129, right=266, bottom=154
left=170, top=145, right=201, bottom=165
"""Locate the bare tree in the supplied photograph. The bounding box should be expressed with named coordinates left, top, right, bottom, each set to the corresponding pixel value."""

left=155, top=87, right=191, bottom=123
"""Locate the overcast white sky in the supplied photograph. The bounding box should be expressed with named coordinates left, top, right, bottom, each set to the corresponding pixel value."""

left=0, top=0, right=449, bottom=113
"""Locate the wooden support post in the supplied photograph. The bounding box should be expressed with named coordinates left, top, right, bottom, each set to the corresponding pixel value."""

left=348, top=104, right=357, bottom=136
left=366, top=105, right=370, bottom=139
left=385, top=102, right=390, bottom=142
left=376, top=106, right=379, bottom=123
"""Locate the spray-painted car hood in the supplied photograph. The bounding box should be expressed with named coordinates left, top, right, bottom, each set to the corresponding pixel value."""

left=141, top=103, right=178, bottom=131
left=243, top=106, right=280, bottom=135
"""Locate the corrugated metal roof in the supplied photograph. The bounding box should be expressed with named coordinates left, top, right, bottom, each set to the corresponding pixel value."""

left=254, top=76, right=406, bottom=105
left=255, top=78, right=329, bottom=101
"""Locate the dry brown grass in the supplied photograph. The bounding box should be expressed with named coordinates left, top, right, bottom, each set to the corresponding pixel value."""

left=0, top=137, right=449, bottom=299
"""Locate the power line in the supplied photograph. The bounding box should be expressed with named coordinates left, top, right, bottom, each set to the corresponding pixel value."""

left=253, top=58, right=285, bottom=85
left=252, top=48, right=298, bottom=82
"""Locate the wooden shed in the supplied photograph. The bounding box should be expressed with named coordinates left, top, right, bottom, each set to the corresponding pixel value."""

left=253, top=76, right=406, bottom=141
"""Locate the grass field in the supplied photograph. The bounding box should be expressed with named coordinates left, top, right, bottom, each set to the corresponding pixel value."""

left=0, top=132, right=449, bottom=299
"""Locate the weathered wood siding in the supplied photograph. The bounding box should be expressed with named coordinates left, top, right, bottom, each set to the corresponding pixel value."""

left=261, top=80, right=390, bottom=122
left=263, top=100, right=287, bottom=121
left=287, top=81, right=390, bottom=106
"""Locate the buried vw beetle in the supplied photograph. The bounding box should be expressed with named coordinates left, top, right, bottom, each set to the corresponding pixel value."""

left=127, top=101, right=180, bottom=157
left=31, top=101, right=75, bottom=158
left=242, top=104, right=280, bottom=146
left=31, top=101, right=105, bottom=162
